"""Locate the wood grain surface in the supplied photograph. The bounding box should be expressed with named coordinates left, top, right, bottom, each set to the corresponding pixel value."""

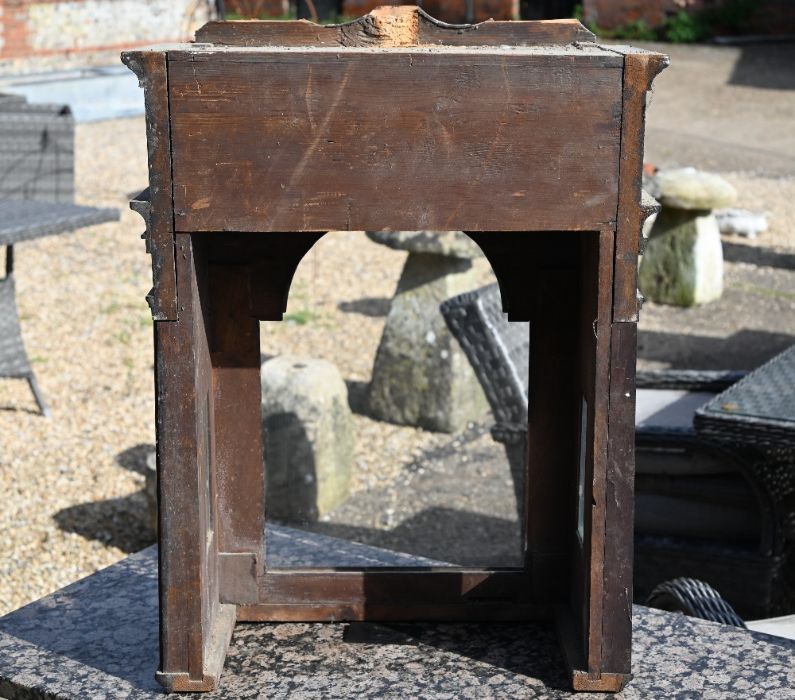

left=168, top=49, right=623, bottom=233
left=196, top=9, right=596, bottom=48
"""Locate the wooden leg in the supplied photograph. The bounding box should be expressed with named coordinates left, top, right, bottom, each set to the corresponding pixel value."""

left=154, top=234, right=234, bottom=692
left=208, top=262, right=265, bottom=605
left=525, top=261, right=579, bottom=603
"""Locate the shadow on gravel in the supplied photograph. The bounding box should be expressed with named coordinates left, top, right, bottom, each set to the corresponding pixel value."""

left=729, top=44, right=795, bottom=91
left=53, top=492, right=155, bottom=553
left=115, top=442, right=154, bottom=476
left=308, top=507, right=520, bottom=568
left=638, top=328, right=795, bottom=370
left=338, top=296, right=391, bottom=317
left=723, top=241, right=795, bottom=270
left=345, top=378, right=370, bottom=415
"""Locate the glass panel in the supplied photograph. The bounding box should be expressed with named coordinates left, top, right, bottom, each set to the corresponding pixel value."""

left=260, top=231, right=528, bottom=569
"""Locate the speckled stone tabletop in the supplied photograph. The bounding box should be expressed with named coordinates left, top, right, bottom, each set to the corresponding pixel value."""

left=1, top=540, right=794, bottom=699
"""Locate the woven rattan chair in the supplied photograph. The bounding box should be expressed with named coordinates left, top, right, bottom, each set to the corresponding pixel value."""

left=442, top=283, right=795, bottom=618
left=439, top=283, right=529, bottom=514
left=0, top=95, right=118, bottom=415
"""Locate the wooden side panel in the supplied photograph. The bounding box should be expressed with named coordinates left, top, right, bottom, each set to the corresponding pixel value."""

left=208, top=263, right=264, bottom=561
left=599, top=321, right=637, bottom=673
left=167, top=50, right=623, bottom=233
left=154, top=234, right=232, bottom=692
left=121, top=51, right=178, bottom=321
left=584, top=229, right=615, bottom=675
left=611, top=49, right=669, bottom=322
left=522, top=234, right=580, bottom=601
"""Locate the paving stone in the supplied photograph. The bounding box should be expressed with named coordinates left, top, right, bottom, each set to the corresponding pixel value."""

left=716, top=208, right=769, bottom=239
left=1, top=543, right=794, bottom=699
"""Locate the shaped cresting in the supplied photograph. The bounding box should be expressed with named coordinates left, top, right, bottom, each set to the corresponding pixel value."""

left=123, top=7, right=666, bottom=693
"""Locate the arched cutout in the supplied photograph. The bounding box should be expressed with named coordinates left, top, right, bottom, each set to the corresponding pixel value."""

left=257, top=230, right=529, bottom=570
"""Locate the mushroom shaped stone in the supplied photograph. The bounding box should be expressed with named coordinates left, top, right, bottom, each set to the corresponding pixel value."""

left=366, top=230, right=483, bottom=258
left=640, top=168, right=735, bottom=307
left=653, top=167, right=737, bottom=211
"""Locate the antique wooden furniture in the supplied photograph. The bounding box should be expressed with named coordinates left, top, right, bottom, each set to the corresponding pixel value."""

left=123, top=7, right=666, bottom=692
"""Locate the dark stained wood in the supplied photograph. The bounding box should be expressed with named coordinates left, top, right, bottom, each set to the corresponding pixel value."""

left=237, top=602, right=549, bottom=621
left=557, top=607, right=629, bottom=692
left=167, top=49, right=623, bottom=233
left=583, top=228, right=614, bottom=675
left=610, top=48, right=669, bottom=322
left=259, top=569, right=531, bottom=602
left=196, top=9, right=595, bottom=47
left=599, top=320, right=638, bottom=674
left=207, top=263, right=264, bottom=559
left=121, top=51, right=178, bottom=321
left=523, top=235, right=580, bottom=602
left=152, top=233, right=232, bottom=691
left=126, top=8, right=667, bottom=693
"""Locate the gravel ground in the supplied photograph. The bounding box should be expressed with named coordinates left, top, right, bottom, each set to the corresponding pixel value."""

left=1, top=108, right=793, bottom=617
left=0, top=116, right=496, bottom=615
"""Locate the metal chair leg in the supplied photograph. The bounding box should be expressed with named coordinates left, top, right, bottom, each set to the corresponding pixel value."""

left=27, top=374, right=51, bottom=417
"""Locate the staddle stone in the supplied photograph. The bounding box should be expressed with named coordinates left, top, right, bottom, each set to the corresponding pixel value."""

left=639, top=209, right=724, bottom=306
left=367, top=230, right=483, bottom=258
left=640, top=168, right=734, bottom=307
left=367, top=231, right=489, bottom=433
left=261, top=355, right=354, bottom=521
left=653, top=167, right=737, bottom=211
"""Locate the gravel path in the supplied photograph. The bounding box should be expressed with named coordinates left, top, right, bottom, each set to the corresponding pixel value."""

left=1, top=110, right=793, bottom=617
left=0, top=116, right=495, bottom=615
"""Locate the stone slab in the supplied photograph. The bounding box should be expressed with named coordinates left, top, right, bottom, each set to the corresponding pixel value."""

left=2, top=535, right=795, bottom=699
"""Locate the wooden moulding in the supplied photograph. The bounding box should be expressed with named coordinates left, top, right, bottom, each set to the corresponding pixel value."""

left=609, top=47, right=670, bottom=323
left=196, top=7, right=596, bottom=48
left=121, top=52, right=178, bottom=321
left=155, top=604, right=236, bottom=692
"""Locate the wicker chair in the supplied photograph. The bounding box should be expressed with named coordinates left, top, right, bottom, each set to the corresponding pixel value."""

left=0, top=95, right=118, bottom=415
left=441, top=283, right=795, bottom=618
left=439, top=283, right=529, bottom=515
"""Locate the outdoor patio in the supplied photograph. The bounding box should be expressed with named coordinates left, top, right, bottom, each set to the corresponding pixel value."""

left=0, top=3, right=793, bottom=697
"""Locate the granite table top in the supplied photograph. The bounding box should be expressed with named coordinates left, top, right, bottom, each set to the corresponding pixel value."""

left=1, top=539, right=794, bottom=699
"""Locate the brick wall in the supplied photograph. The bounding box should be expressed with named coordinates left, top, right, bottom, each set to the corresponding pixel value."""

left=0, top=0, right=213, bottom=73
left=340, top=0, right=518, bottom=23
left=583, top=0, right=795, bottom=34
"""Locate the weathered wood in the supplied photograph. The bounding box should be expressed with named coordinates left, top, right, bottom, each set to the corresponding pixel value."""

left=126, top=8, right=667, bottom=692
left=121, top=51, right=178, bottom=321
left=600, top=320, right=638, bottom=674
left=153, top=233, right=228, bottom=691
left=523, top=235, right=580, bottom=602
left=196, top=8, right=595, bottom=47
left=168, top=48, right=623, bottom=233
left=237, top=602, right=549, bottom=621
left=557, top=608, right=629, bottom=693
left=207, top=263, right=264, bottom=560
left=583, top=228, right=615, bottom=677
left=610, top=48, right=669, bottom=322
